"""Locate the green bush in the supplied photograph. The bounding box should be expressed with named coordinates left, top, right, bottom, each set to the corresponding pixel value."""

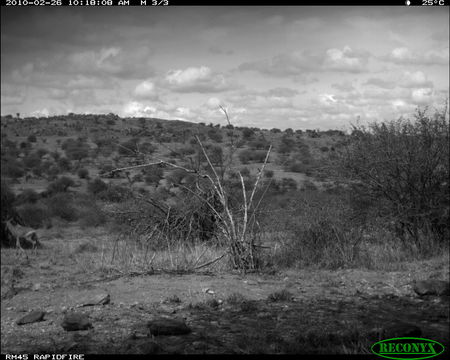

left=1, top=159, right=25, bottom=179
left=97, top=185, right=132, bottom=202
left=46, top=193, right=78, bottom=221
left=78, top=204, right=106, bottom=228
left=88, top=178, right=108, bottom=195
left=77, top=168, right=89, bottom=179
left=47, top=176, right=75, bottom=194
left=15, top=189, right=40, bottom=205
left=239, top=149, right=268, bottom=164
left=341, top=107, right=449, bottom=244
left=16, top=203, right=50, bottom=229
left=27, top=134, right=37, bottom=143
left=1, top=179, right=16, bottom=221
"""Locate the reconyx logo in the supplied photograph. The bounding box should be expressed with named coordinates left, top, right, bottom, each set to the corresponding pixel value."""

left=371, top=337, right=445, bottom=360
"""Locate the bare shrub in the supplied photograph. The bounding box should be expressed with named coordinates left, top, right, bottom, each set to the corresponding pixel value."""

left=341, top=106, right=449, bottom=247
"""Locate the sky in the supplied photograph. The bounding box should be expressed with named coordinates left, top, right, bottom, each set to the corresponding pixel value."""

left=1, top=6, right=449, bottom=130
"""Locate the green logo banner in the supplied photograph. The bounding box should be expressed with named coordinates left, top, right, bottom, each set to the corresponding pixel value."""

left=371, top=337, right=445, bottom=360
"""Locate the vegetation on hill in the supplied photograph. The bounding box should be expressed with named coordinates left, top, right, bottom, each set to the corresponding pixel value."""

left=1, top=104, right=448, bottom=271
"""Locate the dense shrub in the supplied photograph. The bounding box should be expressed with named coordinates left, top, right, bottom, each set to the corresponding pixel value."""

left=88, top=178, right=108, bottom=195
left=57, top=157, right=71, bottom=171
left=97, top=184, right=132, bottom=202
left=22, top=153, right=41, bottom=169
left=78, top=203, right=106, bottom=228
left=1, top=179, right=16, bottom=221
left=341, top=107, right=449, bottom=244
left=239, top=149, right=268, bottom=164
left=27, top=134, right=37, bottom=143
left=77, top=168, right=89, bottom=179
left=242, top=127, right=255, bottom=140
left=2, top=158, right=25, bottom=179
left=16, top=203, right=50, bottom=228
left=118, top=138, right=139, bottom=156
left=46, top=193, right=78, bottom=221
left=47, top=176, right=75, bottom=194
left=139, top=141, right=156, bottom=155
left=15, top=189, right=40, bottom=205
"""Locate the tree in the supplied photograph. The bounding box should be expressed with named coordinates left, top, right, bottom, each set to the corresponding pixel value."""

left=242, top=127, right=255, bottom=140
left=27, top=134, right=37, bottom=143
left=47, top=176, right=75, bottom=194
left=341, top=107, right=449, bottom=244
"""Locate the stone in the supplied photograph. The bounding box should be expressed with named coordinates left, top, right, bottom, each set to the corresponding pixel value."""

left=413, top=280, right=449, bottom=296
left=16, top=311, right=46, bottom=325
left=32, top=283, right=41, bottom=291
left=79, top=293, right=110, bottom=307
left=147, top=317, right=191, bottom=336
left=61, top=313, right=93, bottom=331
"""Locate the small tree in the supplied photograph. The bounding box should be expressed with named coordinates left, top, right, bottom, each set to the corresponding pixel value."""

left=47, top=176, right=75, bottom=194
left=341, top=106, right=449, bottom=244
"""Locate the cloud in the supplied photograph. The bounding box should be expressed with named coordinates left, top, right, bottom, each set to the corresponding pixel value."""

left=411, top=88, right=434, bottom=105
left=227, top=87, right=299, bottom=110
left=30, top=108, right=50, bottom=117
left=266, top=87, right=299, bottom=97
left=206, top=97, right=222, bottom=109
left=1, top=86, right=26, bottom=106
left=133, top=80, right=158, bottom=100
left=65, top=46, right=154, bottom=79
left=332, top=81, right=355, bottom=92
left=238, top=46, right=370, bottom=76
left=364, top=78, right=396, bottom=89
left=67, top=75, right=108, bottom=89
left=399, top=71, right=433, bottom=88
left=208, top=46, right=233, bottom=55
left=238, top=51, right=319, bottom=76
left=323, top=46, right=369, bottom=73
left=384, top=47, right=449, bottom=65
left=163, top=66, right=232, bottom=93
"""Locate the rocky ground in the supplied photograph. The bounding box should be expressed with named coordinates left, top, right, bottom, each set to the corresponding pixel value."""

left=1, top=238, right=449, bottom=355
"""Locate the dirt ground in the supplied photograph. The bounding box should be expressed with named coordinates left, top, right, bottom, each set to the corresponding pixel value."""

left=1, top=231, right=449, bottom=355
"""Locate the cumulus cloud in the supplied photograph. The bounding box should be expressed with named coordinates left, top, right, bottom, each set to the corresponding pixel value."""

left=206, top=97, right=222, bottom=109
left=64, top=46, right=154, bottom=79
left=411, top=88, right=434, bottom=105
left=399, top=71, right=433, bottom=88
left=239, top=46, right=370, bottom=76
left=133, top=80, right=158, bottom=100
left=163, top=66, right=231, bottom=93
left=384, top=47, right=449, bottom=65
left=323, top=46, right=369, bottom=73
left=30, top=108, right=50, bottom=117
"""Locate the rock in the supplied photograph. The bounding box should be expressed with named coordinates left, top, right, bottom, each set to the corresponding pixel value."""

left=413, top=280, right=449, bottom=296
left=147, top=317, right=191, bottom=336
left=381, top=323, right=422, bottom=338
left=79, top=293, right=110, bottom=307
left=32, top=283, right=41, bottom=291
left=16, top=311, right=46, bottom=325
left=61, top=313, right=93, bottom=331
